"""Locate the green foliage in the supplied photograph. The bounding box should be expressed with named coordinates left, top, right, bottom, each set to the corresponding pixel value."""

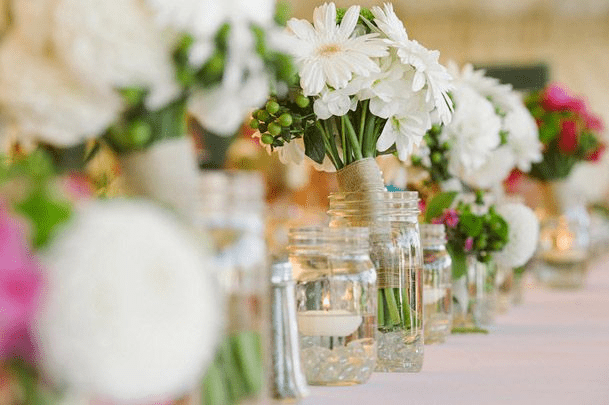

left=412, top=124, right=453, bottom=183
left=451, top=326, right=489, bottom=334
left=424, top=191, right=457, bottom=222
left=0, top=149, right=73, bottom=249
left=303, top=125, right=326, bottom=164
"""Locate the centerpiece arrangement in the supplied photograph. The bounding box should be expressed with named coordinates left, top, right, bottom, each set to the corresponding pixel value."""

left=252, top=1, right=453, bottom=372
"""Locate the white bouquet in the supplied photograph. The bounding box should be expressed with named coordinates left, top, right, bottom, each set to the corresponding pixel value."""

left=250, top=2, right=453, bottom=192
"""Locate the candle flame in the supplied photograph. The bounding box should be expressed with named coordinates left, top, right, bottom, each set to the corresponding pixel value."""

left=555, top=218, right=573, bottom=251
left=322, top=295, right=330, bottom=310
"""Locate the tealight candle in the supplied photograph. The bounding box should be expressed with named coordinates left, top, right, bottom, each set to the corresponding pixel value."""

left=297, top=310, right=363, bottom=336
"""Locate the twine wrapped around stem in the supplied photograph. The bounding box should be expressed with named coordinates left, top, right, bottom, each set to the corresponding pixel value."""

left=336, top=157, right=385, bottom=193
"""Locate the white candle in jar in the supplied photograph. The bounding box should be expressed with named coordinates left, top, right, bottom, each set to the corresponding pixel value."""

left=297, top=310, right=363, bottom=336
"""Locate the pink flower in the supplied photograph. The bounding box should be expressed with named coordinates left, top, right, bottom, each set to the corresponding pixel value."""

left=0, top=206, right=42, bottom=362
left=541, top=84, right=586, bottom=113
left=586, top=144, right=606, bottom=162
left=557, top=120, right=578, bottom=154
left=464, top=237, right=474, bottom=252
left=504, top=169, right=523, bottom=193
left=584, top=112, right=605, bottom=132
left=60, top=173, right=95, bottom=203
left=443, top=209, right=459, bottom=228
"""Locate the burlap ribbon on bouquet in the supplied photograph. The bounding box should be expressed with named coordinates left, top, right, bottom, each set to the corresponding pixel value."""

left=119, top=137, right=199, bottom=220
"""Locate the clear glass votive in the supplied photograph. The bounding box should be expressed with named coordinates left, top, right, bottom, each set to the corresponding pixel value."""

left=289, top=226, right=377, bottom=386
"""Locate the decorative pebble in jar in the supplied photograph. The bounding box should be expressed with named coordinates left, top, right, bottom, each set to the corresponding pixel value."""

left=288, top=227, right=377, bottom=386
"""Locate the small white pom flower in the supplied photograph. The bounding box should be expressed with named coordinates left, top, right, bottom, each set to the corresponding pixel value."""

left=36, top=199, right=221, bottom=404
left=495, top=202, right=540, bottom=268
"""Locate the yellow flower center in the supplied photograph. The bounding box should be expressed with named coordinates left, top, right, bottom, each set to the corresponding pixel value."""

left=317, top=43, right=342, bottom=57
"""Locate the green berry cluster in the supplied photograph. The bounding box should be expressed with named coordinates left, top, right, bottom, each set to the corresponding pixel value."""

left=250, top=90, right=312, bottom=149
left=412, top=124, right=452, bottom=183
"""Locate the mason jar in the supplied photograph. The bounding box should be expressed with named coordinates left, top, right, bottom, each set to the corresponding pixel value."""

left=328, top=191, right=424, bottom=373
left=420, top=224, right=452, bottom=344
left=288, top=226, right=377, bottom=386
left=194, top=170, right=268, bottom=405
left=452, top=255, right=495, bottom=329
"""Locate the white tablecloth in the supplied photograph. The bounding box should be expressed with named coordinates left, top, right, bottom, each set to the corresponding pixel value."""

left=300, top=254, right=609, bottom=405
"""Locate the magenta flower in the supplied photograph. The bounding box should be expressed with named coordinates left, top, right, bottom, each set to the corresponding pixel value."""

left=464, top=237, right=474, bottom=252
left=443, top=209, right=460, bottom=228
left=0, top=206, right=42, bottom=362
left=557, top=119, right=578, bottom=154
left=584, top=111, right=605, bottom=132
left=541, top=84, right=586, bottom=113
left=586, top=144, right=606, bottom=163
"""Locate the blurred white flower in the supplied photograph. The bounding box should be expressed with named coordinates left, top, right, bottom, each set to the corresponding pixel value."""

left=286, top=3, right=388, bottom=96
left=503, top=99, right=543, bottom=172
left=371, top=4, right=453, bottom=124
left=495, top=202, right=540, bottom=268
left=449, top=63, right=513, bottom=112
left=461, top=146, right=515, bottom=190
left=442, top=85, right=502, bottom=177
left=189, top=22, right=271, bottom=135
left=0, top=34, right=121, bottom=147
left=36, top=199, right=221, bottom=404
left=52, top=0, right=180, bottom=109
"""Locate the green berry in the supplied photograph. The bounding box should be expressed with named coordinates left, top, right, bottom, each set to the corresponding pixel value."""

left=249, top=119, right=260, bottom=129
left=266, top=100, right=280, bottom=115
left=268, top=122, right=282, bottom=136
left=277, top=113, right=293, bottom=127
left=128, top=120, right=152, bottom=148
left=261, top=134, right=274, bottom=144
left=256, top=110, right=270, bottom=121
left=475, top=237, right=487, bottom=250
left=491, top=241, right=504, bottom=251
left=295, top=94, right=310, bottom=108
left=431, top=152, right=442, bottom=164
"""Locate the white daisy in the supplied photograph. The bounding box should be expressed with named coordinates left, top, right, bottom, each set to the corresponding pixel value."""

left=449, top=62, right=514, bottom=112
left=286, top=3, right=388, bottom=97
left=376, top=93, right=432, bottom=162
left=495, top=202, right=540, bottom=268
left=36, top=199, right=221, bottom=404
left=371, top=3, right=453, bottom=124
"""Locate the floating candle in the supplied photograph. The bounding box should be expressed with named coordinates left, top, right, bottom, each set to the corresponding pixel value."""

left=297, top=310, right=363, bottom=336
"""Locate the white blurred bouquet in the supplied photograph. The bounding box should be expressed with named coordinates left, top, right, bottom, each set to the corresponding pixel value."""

left=250, top=2, right=453, bottom=192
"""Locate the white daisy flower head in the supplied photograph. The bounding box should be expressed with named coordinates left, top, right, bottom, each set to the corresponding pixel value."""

left=286, top=2, right=388, bottom=97
left=494, top=202, right=540, bottom=268
left=371, top=3, right=454, bottom=125
left=36, top=199, right=221, bottom=404
left=442, top=84, right=502, bottom=178
left=449, top=62, right=514, bottom=112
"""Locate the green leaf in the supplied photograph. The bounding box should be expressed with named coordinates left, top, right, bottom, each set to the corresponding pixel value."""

left=424, top=191, right=457, bottom=222
left=15, top=191, right=72, bottom=249
left=303, top=124, right=326, bottom=164
left=459, top=213, right=483, bottom=237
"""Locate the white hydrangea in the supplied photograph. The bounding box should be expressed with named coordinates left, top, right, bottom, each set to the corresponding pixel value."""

left=460, top=146, right=516, bottom=190
left=442, top=85, right=502, bottom=178
left=494, top=202, right=540, bottom=268
left=36, top=199, right=221, bottom=404
left=0, top=34, right=122, bottom=147
left=503, top=98, right=543, bottom=172
left=52, top=0, right=181, bottom=110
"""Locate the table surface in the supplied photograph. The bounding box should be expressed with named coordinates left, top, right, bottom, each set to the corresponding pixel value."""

left=300, top=253, right=609, bottom=405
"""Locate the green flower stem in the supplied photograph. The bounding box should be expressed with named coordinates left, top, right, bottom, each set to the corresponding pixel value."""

left=202, top=359, right=230, bottom=405
left=358, top=100, right=369, bottom=147
left=379, top=288, right=402, bottom=328
left=316, top=121, right=342, bottom=169
left=232, top=331, right=263, bottom=394
left=342, top=115, right=364, bottom=161
left=362, top=114, right=377, bottom=158
left=341, top=116, right=348, bottom=164
left=401, top=287, right=412, bottom=329
left=377, top=289, right=385, bottom=327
